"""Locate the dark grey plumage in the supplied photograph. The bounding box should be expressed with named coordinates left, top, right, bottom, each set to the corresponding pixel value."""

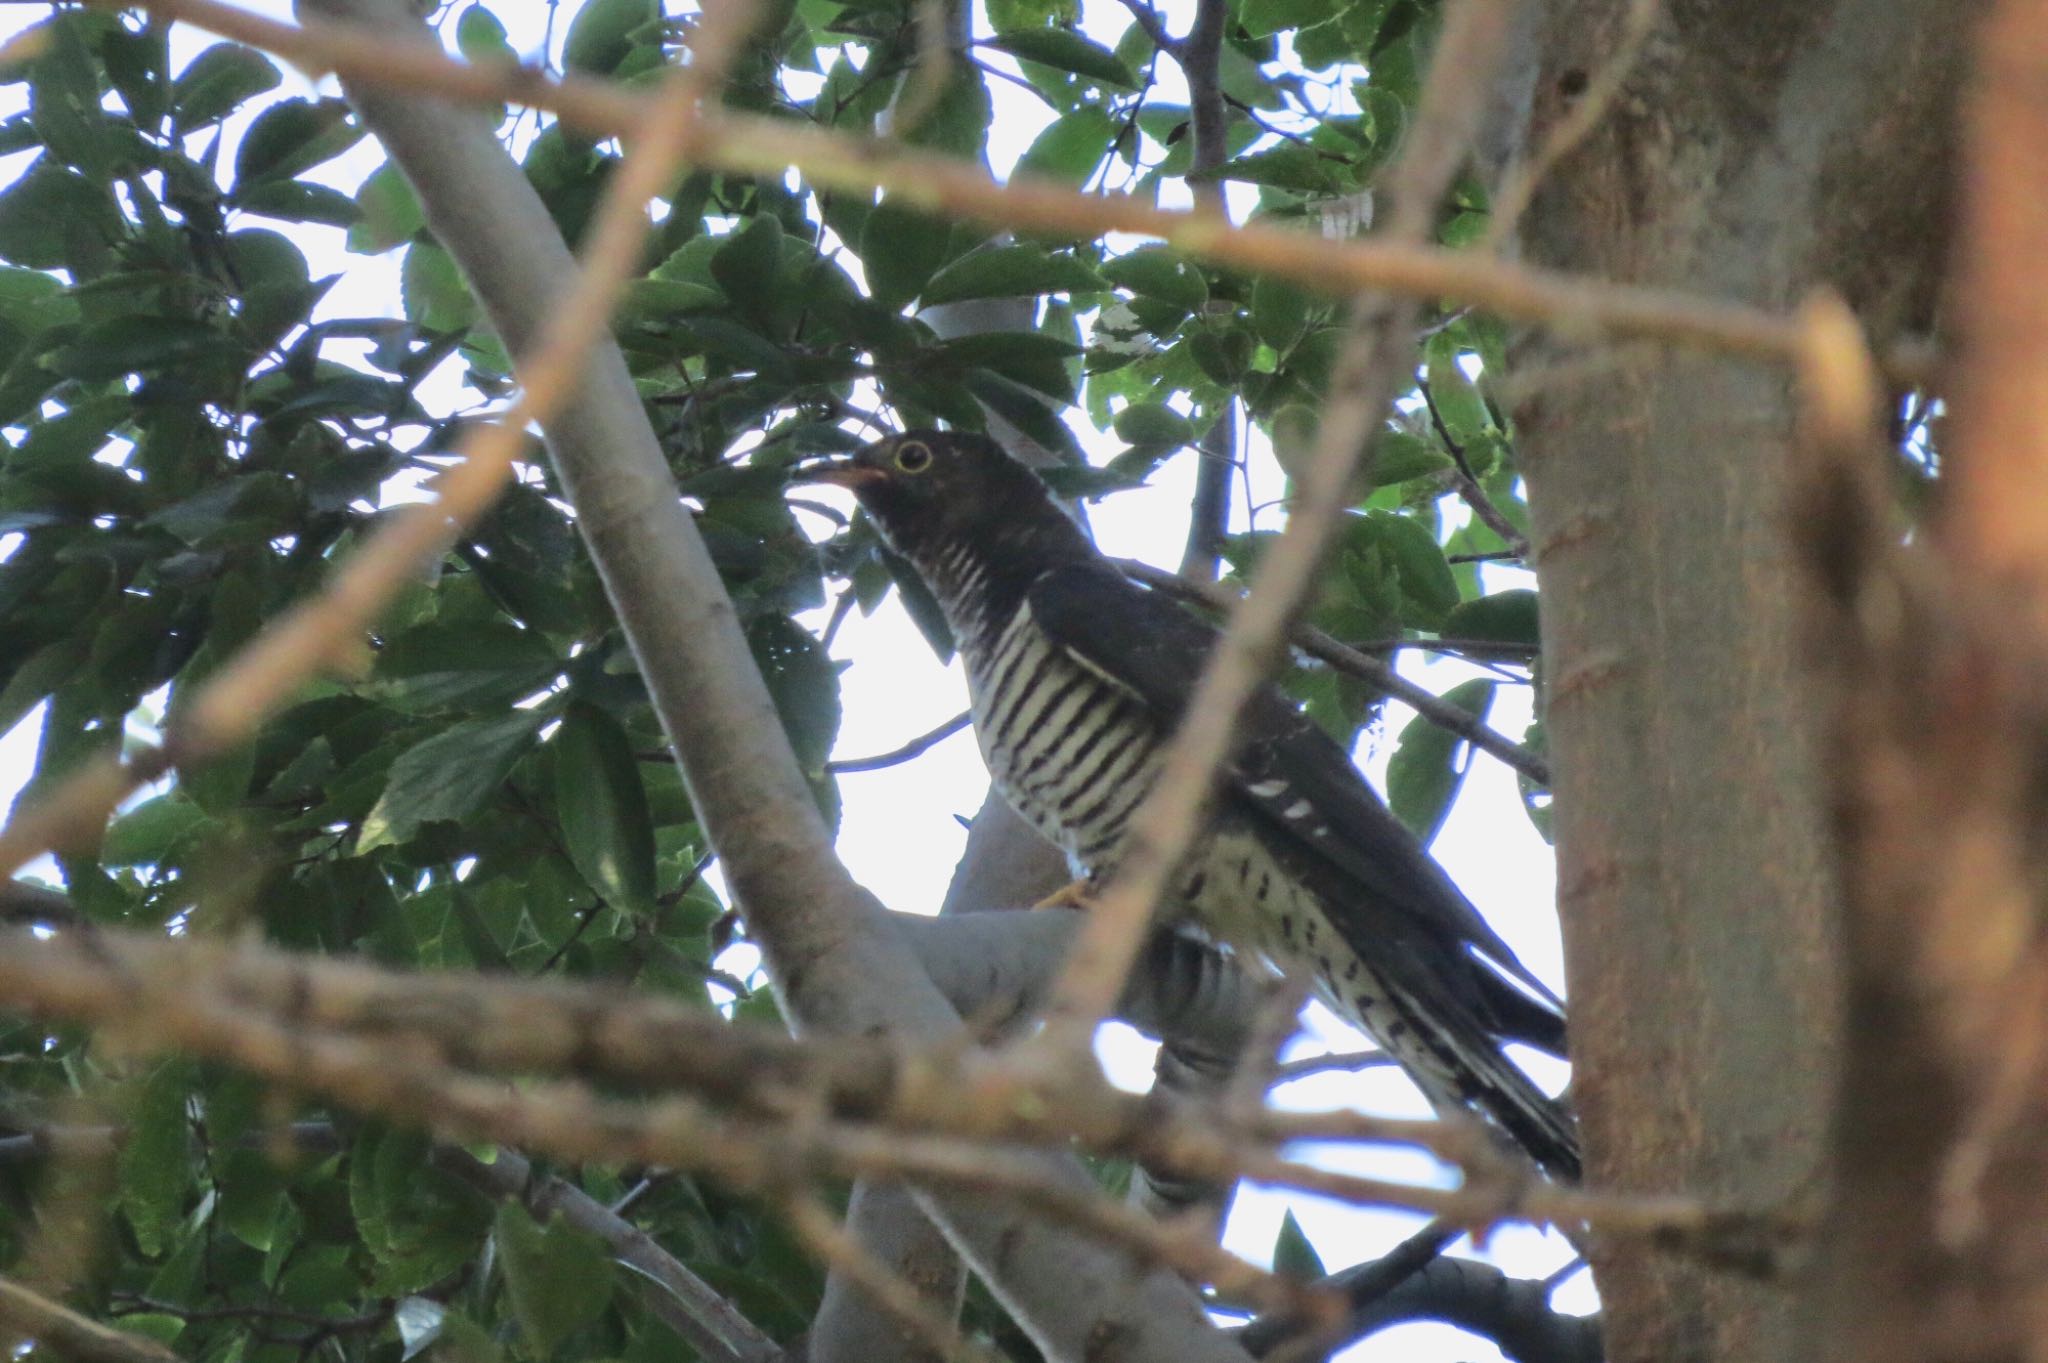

left=809, top=429, right=1579, bottom=1179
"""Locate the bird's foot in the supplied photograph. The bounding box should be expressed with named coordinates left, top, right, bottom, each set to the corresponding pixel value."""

left=1031, top=877, right=1097, bottom=912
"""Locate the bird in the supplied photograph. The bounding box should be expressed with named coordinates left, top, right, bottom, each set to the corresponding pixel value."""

left=804, top=429, right=1580, bottom=1180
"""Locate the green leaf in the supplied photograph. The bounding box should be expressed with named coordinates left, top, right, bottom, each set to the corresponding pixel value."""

left=401, top=240, right=478, bottom=332
left=921, top=244, right=1105, bottom=307
left=1386, top=678, right=1494, bottom=843
left=1252, top=275, right=1313, bottom=347
left=565, top=0, right=659, bottom=75
left=749, top=614, right=842, bottom=777
left=234, top=178, right=361, bottom=228
left=1367, top=430, right=1454, bottom=486
left=1242, top=0, right=1355, bottom=39
left=709, top=212, right=784, bottom=308
left=233, top=96, right=364, bottom=190
left=119, top=1060, right=193, bottom=1259
left=47, top=315, right=227, bottom=382
left=1015, top=107, right=1117, bottom=185
left=551, top=702, right=658, bottom=907
left=358, top=711, right=547, bottom=851
left=860, top=198, right=955, bottom=310
left=1112, top=400, right=1195, bottom=449
left=1192, top=142, right=1351, bottom=195
left=1355, top=510, right=1459, bottom=628
left=1271, top=1209, right=1327, bottom=1279
left=170, top=43, right=281, bottom=134
left=986, top=29, right=1138, bottom=89
left=103, top=794, right=211, bottom=867
left=455, top=5, right=516, bottom=65
left=1101, top=246, right=1207, bottom=309
left=1442, top=589, right=1540, bottom=647
left=1424, top=334, right=1491, bottom=442
left=349, top=1127, right=491, bottom=1294
left=350, top=161, right=424, bottom=254
left=0, top=160, right=121, bottom=270
left=494, top=1203, right=615, bottom=1357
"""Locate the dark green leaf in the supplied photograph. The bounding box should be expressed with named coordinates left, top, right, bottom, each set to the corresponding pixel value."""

left=401, top=241, right=478, bottom=332
left=233, top=178, right=361, bottom=227
left=1442, top=589, right=1540, bottom=647
left=565, top=0, right=659, bottom=75
left=921, top=244, right=1105, bottom=306
left=1101, top=246, right=1207, bottom=309
left=47, top=315, right=228, bottom=382
left=350, top=161, right=424, bottom=254
left=119, top=1060, right=193, bottom=1259
left=551, top=702, right=658, bottom=907
left=986, top=29, right=1138, bottom=89
left=494, top=1203, right=615, bottom=1357
left=710, top=212, right=784, bottom=309
left=102, top=794, right=211, bottom=867
left=749, top=614, right=842, bottom=777
left=170, top=43, right=280, bottom=134
left=0, top=160, right=121, bottom=270
left=1354, top=510, right=1459, bottom=628
left=860, top=198, right=955, bottom=310
left=1192, top=142, right=1352, bottom=195
left=1271, top=1208, right=1328, bottom=1279
left=358, top=711, right=547, bottom=851
left=233, top=97, right=364, bottom=190
left=455, top=5, right=516, bottom=65
left=1015, top=107, right=1117, bottom=185
left=1242, top=0, right=1355, bottom=39
left=1112, top=400, right=1195, bottom=448
left=1387, top=678, right=1494, bottom=842
left=1368, top=430, right=1454, bottom=486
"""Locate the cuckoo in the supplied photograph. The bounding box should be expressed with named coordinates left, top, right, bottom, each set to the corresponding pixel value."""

left=806, top=429, right=1579, bottom=1179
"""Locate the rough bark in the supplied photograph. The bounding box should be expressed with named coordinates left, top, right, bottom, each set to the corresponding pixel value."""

left=1512, top=3, right=1963, bottom=1361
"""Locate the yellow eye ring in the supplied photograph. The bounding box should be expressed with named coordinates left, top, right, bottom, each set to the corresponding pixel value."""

left=893, top=440, right=934, bottom=474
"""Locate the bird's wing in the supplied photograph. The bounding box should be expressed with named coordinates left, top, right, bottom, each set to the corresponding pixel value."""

left=1024, top=561, right=1565, bottom=1024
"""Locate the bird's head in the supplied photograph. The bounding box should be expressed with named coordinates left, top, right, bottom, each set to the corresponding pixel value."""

left=799, top=429, right=1085, bottom=572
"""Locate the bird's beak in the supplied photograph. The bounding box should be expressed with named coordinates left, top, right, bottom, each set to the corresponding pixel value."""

left=795, top=458, right=886, bottom=490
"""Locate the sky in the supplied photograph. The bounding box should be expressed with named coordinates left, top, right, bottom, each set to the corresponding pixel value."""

left=0, top=2, right=1595, bottom=1355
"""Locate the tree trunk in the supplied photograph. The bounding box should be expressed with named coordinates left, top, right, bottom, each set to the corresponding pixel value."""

left=1512, top=3, right=1963, bottom=1361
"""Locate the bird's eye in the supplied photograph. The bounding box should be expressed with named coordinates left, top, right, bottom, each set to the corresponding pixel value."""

left=893, top=440, right=934, bottom=474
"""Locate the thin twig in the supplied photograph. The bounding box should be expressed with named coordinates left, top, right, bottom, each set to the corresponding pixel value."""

left=827, top=712, right=972, bottom=774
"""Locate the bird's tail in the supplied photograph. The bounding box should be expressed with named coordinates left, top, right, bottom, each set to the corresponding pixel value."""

left=1383, top=981, right=1582, bottom=1182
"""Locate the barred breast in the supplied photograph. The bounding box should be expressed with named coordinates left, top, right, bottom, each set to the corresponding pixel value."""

left=962, top=598, right=1164, bottom=869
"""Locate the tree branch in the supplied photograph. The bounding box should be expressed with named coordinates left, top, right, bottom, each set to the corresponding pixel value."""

left=434, top=1146, right=786, bottom=1363
left=0, top=1275, right=180, bottom=1363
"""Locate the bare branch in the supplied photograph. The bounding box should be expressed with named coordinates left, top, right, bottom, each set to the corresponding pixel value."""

left=827, top=712, right=972, bottom=774
left=435, top=1145, right=786, bottom=1363
left=0, top=1276, right=180, bottom=1363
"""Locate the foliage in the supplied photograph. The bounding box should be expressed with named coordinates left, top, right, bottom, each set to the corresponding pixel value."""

left=0, top=1, right=1545, bottom=1359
